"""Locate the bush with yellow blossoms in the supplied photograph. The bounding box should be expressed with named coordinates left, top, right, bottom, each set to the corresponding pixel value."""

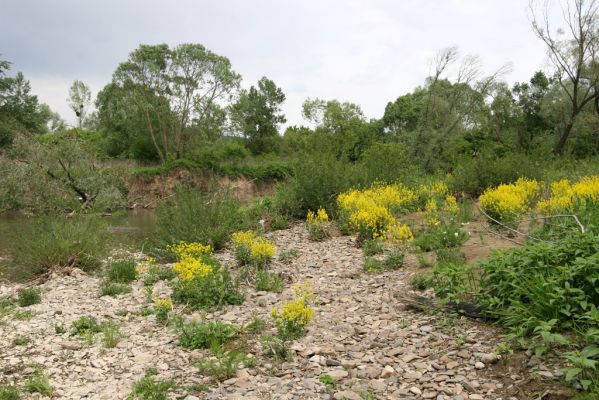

left=154, top=298, right=172, bottom=324
left=231, top=230, right=276, bottom=268
left=479, top=178, right=541, bottom=224
left=306, top=207, right=331, bottom=241
left=171, top=242, right=244, bottom=309
left=168, top=241, right=213, bottom=260
left=538, top=176, right=599, bottom=215
left=271, top=283, right=315, bottom=341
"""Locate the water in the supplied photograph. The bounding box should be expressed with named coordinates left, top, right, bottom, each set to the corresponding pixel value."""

left=0, top=210, right=157, bottom=281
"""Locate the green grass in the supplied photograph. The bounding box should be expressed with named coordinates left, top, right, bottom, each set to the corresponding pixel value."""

left=99, top=281, right=132, bottom=297
left=255, top=270, right=284, bottom=293
left=70, top=316, right=102, bottom=336
left=196, top=351, right=255, bottom=381
left=17, top=288, right=41, bottom=307
left=12, top=336, right=31, bottom=346
left=176, top=320, right=238, bottom=351
left=128, top=369, right=175, bottom=400
left=25, top=370, right=52, bottom=397
left=106, top=259, right=137, bottom=283
left=0, top=385, right=20, bottom=400
left=101, top=322, right=122, bottom=348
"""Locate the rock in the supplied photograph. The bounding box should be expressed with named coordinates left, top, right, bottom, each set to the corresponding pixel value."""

left=369, top=379, right=387, bottom=391
left=474, top=361, right=485, bottom=369
left=481, top=353, right=499, bottom=364
left=410, top=386, right=422, bottom=395
left=469, top=395, right=484, bottom=400
left=334, top=390, right=362, bottom=400
left=420, top=325, right=433, bottom=333
left=328, top=370, right=348, bottom=381
left=404, top=371, right=423, bottom=380
left=380, top=365, right=395, bottom=378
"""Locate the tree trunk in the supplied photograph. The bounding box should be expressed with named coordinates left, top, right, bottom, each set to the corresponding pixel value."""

left=554, top=122, right=574, bottom=155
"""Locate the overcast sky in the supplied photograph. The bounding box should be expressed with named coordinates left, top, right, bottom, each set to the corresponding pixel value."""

left=1, top=0, right=554, bottom=127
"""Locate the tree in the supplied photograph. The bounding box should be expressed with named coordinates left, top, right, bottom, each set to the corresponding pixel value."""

left=230, top=77, right=286, bottom=154
left=530, top=0, right=599, bottom=154
left=102, top=43, right=241, bottom=162
left=68, top=80, right=91, bottom=129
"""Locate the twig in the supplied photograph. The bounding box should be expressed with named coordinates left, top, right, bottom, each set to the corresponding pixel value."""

left=517, top=214, right=585, bottom=233
left=476, top=205, right=543, bottom=242
left=142, top=193, right=175, bottom=208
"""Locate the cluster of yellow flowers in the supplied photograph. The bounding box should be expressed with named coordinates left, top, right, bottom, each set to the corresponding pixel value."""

left=306, top=207, right=330, bottom=225
left=172, top=256, right=213, bottom=282
left=384, top=220, right=414, bottom=246
left=168, top=241, right=213, bottom=260
left=231, top=230, right=276, bottom=267
left=337, top=183, right=415, bottom=239
left=154, top=298, right=172, bottom=311
left=306, top=207, right=331, bottom=241
left=479, top=178, right=541, bottom=222
left=135, top=257, right=156, bottom=276
left=417, top=181, right=449, bottom=201
left=538, top=176, right=599, bottom=214
left=271, top=283, right=315, bottom=340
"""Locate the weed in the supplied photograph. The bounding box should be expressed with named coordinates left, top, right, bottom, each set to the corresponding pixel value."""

left=416, top=252, right=433, bottom=268
left=245, top=314, right=266, bottom=334
left=0, top=385, right=20, bottom=400
left=382, top=251, right=405, bottom=270
left=409, top=274, right=432, bottom=291
left=101, top=322, right=122, bottom=348
left=142, top=264, right=175, bottom=286
left=255, top=270, right=284, bottom=293
left=154, top=298, right=172, bottom=325
left=197, top=351, right=254, bottom=381
left=17, top=288, right=41, bottom=307
left=261, top=335, right=291, bottom=361
left=362, top=257, right=383, bottom=274
left=128, top=369, right=175, bottom=400
left=413, top=223, right=469, bottom=252
left=319, top=374, right=336, bottom=390
left=25, top=370, right=53, bottom=397
left=12, top=336, right=31, bottom=346
left=272, top=283, right=315, bottom=341
left=278, top=249, right=300, bottom=264
left=136, top=307, right=153, bottom=317
left=176, top=320, right=238, bottom=350
left=70, top=316, right=102, bottom=336
left=12, top=310, right=34, bottom=320
left=99, top=281, right=131, bottom=297
left=54, top=323, right=67, bottom=334
left=106, top=259, right=137, bottom=283
left=115, top=309, right=129, bottom=317
left=362, top=239, right=384, bottom=256
left=306, top=208, right=331, bottom=241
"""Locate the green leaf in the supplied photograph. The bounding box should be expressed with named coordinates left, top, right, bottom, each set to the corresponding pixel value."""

left=564, top=367, right=582, bottom=382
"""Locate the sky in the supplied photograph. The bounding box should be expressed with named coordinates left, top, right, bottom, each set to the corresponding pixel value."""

left=0, top=0, right=555, bottom=128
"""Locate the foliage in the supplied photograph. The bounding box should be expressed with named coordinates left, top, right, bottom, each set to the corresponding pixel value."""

left=176, top=320, right=238, bottom=350
left=0, top=385, right=20, bottom=400
left=479, top=177, right=541, bottom=224
left=12, top=336, right=31, bottom=346
left=128, top=369, right=175, bottom=400
left=362, top=239, right=384, bottom=256
left=278, top=249, right=301, bottom=264
left=154, top=298, right=172, bottom=325
left=231, top=230, right=276, bottom=268
left=271, top=283, right=315, bottom=341
left=155, top=187, right=245, bottom=251
left=101, top=322, right=123, bottom=348
left=17, top=288, right=41, bottom=307
left=261, top=334, right=291, bottom=361
left=7, top=215, right=110, bottom=278
left=170, top=247, right=243, bottom=309
left=306, top=207, right=331, bottom=241
left=413, top=223, right=469, bottom=252
left=196, top=351, right=255, bottom=381
left=70, top=316, right=102, bottom=336
left=255, top=270, right=284, bottom=293
left=106, top=259, right=137, bottom=283
left=100, top=281, right=132, bottom=297
left=135, top=258, right=176, bottom=286
left=25, top=370, right=52, bottom=397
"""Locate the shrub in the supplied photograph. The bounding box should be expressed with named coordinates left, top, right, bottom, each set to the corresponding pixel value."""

left=130, top=369, right=174, bottom=400
left=272, top=284, right=315, bottom=341
left=155, top=188, right=245, bottom=251
left=413, top=223, right=469, bottom=252
left=17, top=288, right=41, bottom=307
left=8, top=215, right=109, bottom=277
left=409, top=274, right=432, bottom=291
left=278, top=249, right=300, bottom=264
left=171, top=248, right=244, bottom=309
left=255, top=270, right=284, bottom=293
left=231, top=230, right=276, bottom=268
left=196, top=351, right=255, bottom=381
left=479, top=177, right=541, bottom=224
left=101, top=322, right=122, bottom=348
left=177, top=320, right=238, bottom=350
left=106, top=259, right=137, bottom=283
left=0, top=385, right=20, bottom=400
left=154, top=298, right=172, bottom=325
left=25, top=370, right=52, bottom=397
left=306, top=208, right=331, bottom=241
left=363, top=257, right=383, bottom=274
left=99, top=281, right=131, bottom=297
left=362, top=239, right=384, bottom=256
left=70, top=316, right=102, bottom=336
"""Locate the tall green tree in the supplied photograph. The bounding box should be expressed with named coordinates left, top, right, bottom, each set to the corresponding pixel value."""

left=230, top=77, right=286, bottom=154
left=100, top=43, right=241, bottom=162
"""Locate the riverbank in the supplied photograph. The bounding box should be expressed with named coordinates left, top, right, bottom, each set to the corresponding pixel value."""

left=0, top=224, right=570, bottom=399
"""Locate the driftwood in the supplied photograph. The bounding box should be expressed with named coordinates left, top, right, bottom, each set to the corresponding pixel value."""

left=394, top=291, right=488, bottom=319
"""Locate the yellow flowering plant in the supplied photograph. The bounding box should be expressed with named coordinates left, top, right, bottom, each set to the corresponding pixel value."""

left=479, top=178, right=541, bottom=224
left=538, top=176, right=599, bottom=215
left=306, top=207, right=331, bottom=241
left=168, top=241, right=213, bottom=260
left=271, top=283, right=315, bottom=341
left=231, top=230, right=276, bottom=268
left=154, top=298, right=172, bottom=324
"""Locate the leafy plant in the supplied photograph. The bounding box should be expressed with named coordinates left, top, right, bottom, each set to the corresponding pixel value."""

left=25, top=370, right=53, bottom=397
left=106, top=259, right=137, bottom=283
left=260, top=335, right=291, bottom=361
left=255, top=270, right=284, bottom=293
left=278, top=249, right=300, bottom=264
left=0, top=385, right=20, bottom=400
left=12, top=336, right=31, bottom=346
left=176, top=320, right=238, bottom=350
left=413, top=223, right=469, bottom=252
left=362, top=239, right=384, bottom=256
left=99, top=281, right=132, bottom=297
left=196, top=351, right=255, bottom=381
left=70, top=316, right=102, bottom=336
left=101, top=322, right=123, bottom=348
left=17, top=288, right=41, bottom=307
left=128, top=369, right=175, bottom=400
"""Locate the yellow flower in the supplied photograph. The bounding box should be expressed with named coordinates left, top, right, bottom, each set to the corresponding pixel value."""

left=479, top=178, right=541, bottom=222
left=538, top=176, right=599, bottom=214
left=443, top=194, right=460, bottom=216
left=384, top=220, right=414, bottom=246
left=154, top=298, right=172, bottom=310
left=232, top=230, right=275, bottom=266
left=173, top=257, right=213, bottom=282
left=168, top=241, right=213, bottom=260
left=250, top=239, right=276, bottom=259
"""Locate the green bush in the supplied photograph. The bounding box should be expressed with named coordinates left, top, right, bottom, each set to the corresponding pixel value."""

left=176, top=320, right=238, bottom=350
left=0, top=385, right=20, bottom=400
left=196, top=351, right=255, bottom=381
left=17, top=288, right=41, bottom=307
left=106, top=259, right=137, bottom=283
left=129, top=369, right=174, bottom=400
left=255, top=270, right=284, bottom=293
left=413, top=223, right=469, bottom=252
left=8, top=215, right=110, bottom=278
left=99, top=281, right=132, bottom=297
left=70, top=316, right=102, bottom=336
left=155, top=187, right=246, bottom=251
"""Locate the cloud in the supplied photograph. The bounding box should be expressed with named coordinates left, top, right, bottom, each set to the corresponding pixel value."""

left=1, top=0, right=549, bottom=127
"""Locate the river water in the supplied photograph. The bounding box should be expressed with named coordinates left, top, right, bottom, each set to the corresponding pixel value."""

left=0, top=210, right=157, bottom=281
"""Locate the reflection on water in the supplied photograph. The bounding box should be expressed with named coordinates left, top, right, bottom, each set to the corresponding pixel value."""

left=0, top=210, right=157, bottom=279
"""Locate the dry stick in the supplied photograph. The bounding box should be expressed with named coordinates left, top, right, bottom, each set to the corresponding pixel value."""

left=142, top=193, right=176, bottom=209
left=517, top=214, right=585, bottom=233
left=476, top=205, right=543, bottom=242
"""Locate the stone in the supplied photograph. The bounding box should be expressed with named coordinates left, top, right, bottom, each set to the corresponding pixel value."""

left=474, top=361, right=485, bottom=369
left=410, top=386, right=422, bottom=395
left=380, top=365, right=395, bottom=378
left=328, top=370, right=348, bottom=381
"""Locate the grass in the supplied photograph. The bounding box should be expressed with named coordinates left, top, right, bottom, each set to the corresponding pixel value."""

left=409, top=274, right=432, bottom=291
left=12, top=337, right=31, bottom=346
left=17, top=288, right=41, bottom=307
left=100, top=280, right=132, bottom=297
left=0, top=385, right=20, bottom=400
left=196, top=351, right=255, bottom=381
left=106, top=259, right=137, bottom=283
left=278, top=249, right=300, bottom=264
left=70, top=316, right=102, bottom=336
left=128, top=369, right=175, bottom=400
left=101, top=322, right=122, bottom=348
left=25, top=370, right=53, bottom=397
left=176, top=320, right=238, bottom=351
left=255, top=270, right=284, bottom=293
left=362, top=239, right=384, bottom=256
left=12, top=310, right=34, bottom=320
